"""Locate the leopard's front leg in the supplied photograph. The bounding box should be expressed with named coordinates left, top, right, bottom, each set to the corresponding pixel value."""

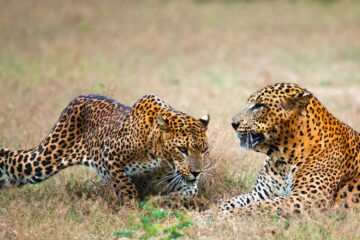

left=223, top=169, right=339, bottom=218
left=109, top=168, right=138, bottom=206
left=151, top=182, right=199, bottom=207
left=219, top=157, right=288, bottom=213
left=170, top=182, right=199, bottom=201
left=229, top=195, right=298, bottom=217
left=101, top=139, right=139, bottom=206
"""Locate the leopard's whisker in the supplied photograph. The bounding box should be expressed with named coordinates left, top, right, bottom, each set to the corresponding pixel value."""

left=249, top=132, right=253, bottom=149
left=170, top=175, right=182, bottom=192
left=200, top=173, right=212, bottom=183
left=152, top=172, right=177, bottom=189
left=204, top=161, right=215, bottom=169
left=165, top=174, right=181, bottom=192
left=154, top=173, right=177, bottom=187
left=204, top=165, right=216, bottom=171
left=245, top=132, right=248, bottom=149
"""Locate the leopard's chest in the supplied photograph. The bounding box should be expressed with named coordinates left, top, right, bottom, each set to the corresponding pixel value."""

left=271, top=158, right=298, bottom=197
left=283, top=169, right=295, bottom=196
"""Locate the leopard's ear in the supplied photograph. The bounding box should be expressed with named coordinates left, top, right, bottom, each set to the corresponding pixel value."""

left=157, top=115, right=170, bottom=132
left=287, top=92, right=312, bottom=110
left=199, top=114, right=210, bottom=128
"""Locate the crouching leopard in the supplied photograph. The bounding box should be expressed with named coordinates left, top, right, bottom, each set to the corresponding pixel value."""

left=220, top=83, right=359, bottom=217
left=0, top=94, right=211, bottom=206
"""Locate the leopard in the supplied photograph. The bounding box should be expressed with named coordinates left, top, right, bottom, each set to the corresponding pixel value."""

left=219, top=83, right=359, bottom=217
left=0, top=94, right=210, bottom=206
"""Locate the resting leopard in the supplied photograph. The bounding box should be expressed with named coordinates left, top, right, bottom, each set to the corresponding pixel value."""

left=0, top=94, right=210, bottom=206
left=220, top=83, right=359, bottom=217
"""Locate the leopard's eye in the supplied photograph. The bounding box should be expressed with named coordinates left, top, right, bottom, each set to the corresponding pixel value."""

left=251, top=103, right=265, bottom=111
left=177, top=147, right=188, bottom=155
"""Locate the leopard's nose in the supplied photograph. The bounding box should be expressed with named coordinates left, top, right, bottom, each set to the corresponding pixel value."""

left=231, top=122, right=240, bottom=130
left=191, top=171, right=200, bottom=179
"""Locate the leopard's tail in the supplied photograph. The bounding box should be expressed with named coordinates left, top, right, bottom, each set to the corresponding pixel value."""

left=0, top=148, right=11, bottom=188
left=0, top=97, right=92, bottom=187
left=0, top=147, right=9, bottom=174
left=0, top=147, right=29, bottom=188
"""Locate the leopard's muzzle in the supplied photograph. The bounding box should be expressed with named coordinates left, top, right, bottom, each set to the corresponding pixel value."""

left=237, top=132, right=265, bottom=150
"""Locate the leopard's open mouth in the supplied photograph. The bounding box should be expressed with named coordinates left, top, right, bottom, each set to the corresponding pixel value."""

left=237, top=132, right=265, bottom=149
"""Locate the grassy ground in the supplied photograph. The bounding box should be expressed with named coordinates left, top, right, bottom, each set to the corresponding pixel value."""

left=0, top=0, right=360, bottom=239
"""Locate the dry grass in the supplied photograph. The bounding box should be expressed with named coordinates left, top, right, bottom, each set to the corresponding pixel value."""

left=0, top=0, right=360, bottom=239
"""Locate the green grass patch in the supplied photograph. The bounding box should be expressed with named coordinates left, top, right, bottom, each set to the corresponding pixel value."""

left=114, top=202, right=194, bottom=240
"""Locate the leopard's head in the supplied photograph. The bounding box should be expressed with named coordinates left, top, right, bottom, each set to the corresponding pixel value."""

left=154, top=111, right=210, bottom=183
left=231, top=83, right=314, bottom=154
left=132, top=94, right=210, bottom=183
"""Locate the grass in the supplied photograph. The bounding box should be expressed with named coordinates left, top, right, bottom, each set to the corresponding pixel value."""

left=0, top=0, right=360, bottom=239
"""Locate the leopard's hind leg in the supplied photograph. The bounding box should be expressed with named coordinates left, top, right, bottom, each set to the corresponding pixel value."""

left=334, top=178, right=359, bottom=209
left=0, top=97, right=90, bottom=186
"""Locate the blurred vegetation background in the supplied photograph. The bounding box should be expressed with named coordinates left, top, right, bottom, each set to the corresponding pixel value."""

left=0, top=0, right=359, bottom=239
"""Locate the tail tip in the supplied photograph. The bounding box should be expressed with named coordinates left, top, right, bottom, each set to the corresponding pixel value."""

left=0, top=147, right=10, bottom=157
